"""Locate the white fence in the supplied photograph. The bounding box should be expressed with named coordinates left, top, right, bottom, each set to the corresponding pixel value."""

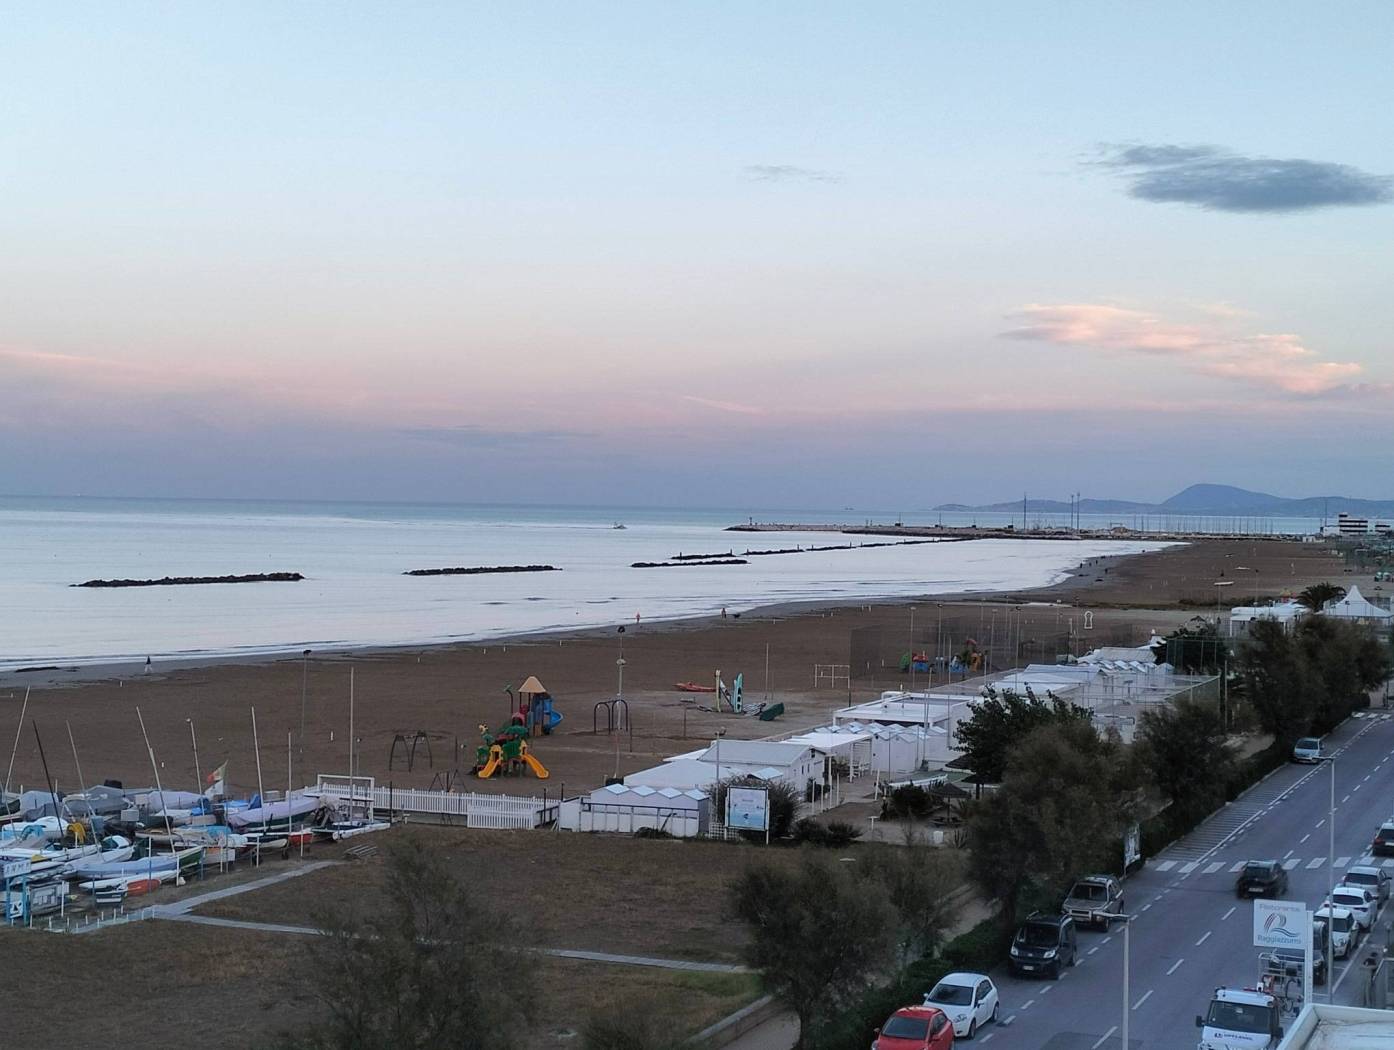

left=310, top=776, right=555, bottom=829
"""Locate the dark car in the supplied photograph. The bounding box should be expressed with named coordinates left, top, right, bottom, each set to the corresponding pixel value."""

left=1009, top=912, right=1077, bottom=979
left=1236, top=860, right=1289, bottom=899
left=1372, top=823, right=1394, bottom=858
left=1271, top=919, right=1329, bottom=986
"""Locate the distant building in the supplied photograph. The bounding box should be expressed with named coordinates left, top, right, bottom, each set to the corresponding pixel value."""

left=1228, top=600, right=1307, bottom=637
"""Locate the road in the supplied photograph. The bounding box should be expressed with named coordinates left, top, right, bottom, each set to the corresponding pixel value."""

left=976, top=711, right=1394, bottom=1050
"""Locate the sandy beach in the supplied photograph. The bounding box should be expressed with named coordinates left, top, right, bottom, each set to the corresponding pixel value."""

left=0, top=537, right=1353, bottom=799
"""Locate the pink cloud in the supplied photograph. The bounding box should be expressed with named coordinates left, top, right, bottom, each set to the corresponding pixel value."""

left=1002, top=303, right=1375, bottom=397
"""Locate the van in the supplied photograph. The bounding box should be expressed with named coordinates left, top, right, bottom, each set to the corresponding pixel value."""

left=1009, top=912, right=1077, bottom=978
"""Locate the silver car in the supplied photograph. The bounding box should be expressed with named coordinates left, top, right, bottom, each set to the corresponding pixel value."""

left=1344, top=865, right=1391, bottom=904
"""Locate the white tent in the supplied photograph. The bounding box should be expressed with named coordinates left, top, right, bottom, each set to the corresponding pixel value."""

left=1322, top=586, right=1393, bottom=623
left=558, top=784, right=710, bottom=837
left=1228, top=600, right=1306, bottom=637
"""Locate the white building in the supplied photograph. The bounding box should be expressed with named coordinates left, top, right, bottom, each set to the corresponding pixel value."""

left=1275, top=1003, right=1394, bottom=1048
left=1228, top=600, right=1307, bottom=637
left=557, top=783, right=710, bottom=838
left=623, top=739, right=820, bottom=794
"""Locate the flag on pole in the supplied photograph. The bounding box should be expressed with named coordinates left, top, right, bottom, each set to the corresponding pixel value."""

left=204, top=761, right=227, bottom=797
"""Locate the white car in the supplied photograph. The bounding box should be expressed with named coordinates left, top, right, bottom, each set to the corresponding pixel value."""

left=1330, top=885, right=1376, bottom=931
left=1344, top=864, right=1392, bottom=904
left=923, top=972, right=998, bottom=1039
left=1314, top=905, right=1356, bottom=958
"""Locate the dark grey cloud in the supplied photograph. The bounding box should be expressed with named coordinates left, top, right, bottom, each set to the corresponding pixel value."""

left=1097, top=144, right=1393, bottom=213
left=744, top=164, right=842, bottom=184
left=396, top=425, right=590, bottom=449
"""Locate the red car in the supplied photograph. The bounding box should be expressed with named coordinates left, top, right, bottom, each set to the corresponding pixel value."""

left=873, top=1005, right=955, bottom=1049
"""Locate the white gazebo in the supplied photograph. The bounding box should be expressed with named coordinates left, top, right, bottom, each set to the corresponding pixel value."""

left=1322, top=586, right=1394, bottom=624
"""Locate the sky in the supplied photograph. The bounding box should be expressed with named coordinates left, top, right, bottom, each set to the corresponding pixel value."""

left=2, top=3, right=1392, bottom=508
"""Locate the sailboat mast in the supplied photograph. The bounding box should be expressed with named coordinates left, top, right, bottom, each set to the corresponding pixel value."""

left=136, top=707, right=176, bottom=843
left=65, top=721, right=87, bottom=795
left=5, top=686, right=30, bottom=798
left=348, top=667, right=355, bottom=785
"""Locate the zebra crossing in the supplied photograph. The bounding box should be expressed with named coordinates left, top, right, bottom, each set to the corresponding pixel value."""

left=1152, top=854, right=1394, bottom=875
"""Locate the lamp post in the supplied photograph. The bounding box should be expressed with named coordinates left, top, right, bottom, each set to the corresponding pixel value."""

left=909, top=606, right=917, bottom=692
left=1328, top=756, right=1336, bottom=1000
left=299, top=648, right=311, bottom=756
left=1099, top=912, right=1134, bottom=1049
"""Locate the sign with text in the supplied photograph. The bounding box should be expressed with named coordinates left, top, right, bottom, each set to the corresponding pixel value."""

left=1253, top=898, right=1308, bottom=949
left=1, top=858, right=28, bottom=881
left=726, top=786, right=770, bottom=832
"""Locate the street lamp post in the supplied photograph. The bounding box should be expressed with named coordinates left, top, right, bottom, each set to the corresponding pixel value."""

left=1099, top=912, right=1134, bottom=1049
left=1328, top=756, right=1336, bottom=1000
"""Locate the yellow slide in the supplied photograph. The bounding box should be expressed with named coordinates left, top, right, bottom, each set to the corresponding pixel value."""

left=521, top=753, right=550, bottom=779
left=477, top=754, right=501, bottom=779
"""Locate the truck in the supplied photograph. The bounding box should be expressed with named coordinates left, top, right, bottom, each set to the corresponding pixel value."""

left=1196, top=987, right=1284, bottom=1049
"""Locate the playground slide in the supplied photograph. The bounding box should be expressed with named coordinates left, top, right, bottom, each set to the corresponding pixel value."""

left=477, top=755, right=501, bottom=779
left=522, top=753, right=550, bottom=779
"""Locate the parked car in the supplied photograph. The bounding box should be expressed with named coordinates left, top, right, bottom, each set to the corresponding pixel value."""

left=1372, top=822, right=1394, bottom=857
left=1062, top=874, right=1123, bottom=929
left=1313, top=905, right=1356, bottom=958
left=1329, top=885, right=1376, bottom=931
left=1344, top=865, right=1391, bottom=904
left=922, top=973, right=998, bottom=1039
left=1292, top=737, right=1323, bottom=763
left=1236, top=860, right=1289, bottom=899
left=1270, top=919, right=1329, bottom=986
left=873, top=1005, right=955, bottom=1050
left=1009, top=912, right=1077, bottom=978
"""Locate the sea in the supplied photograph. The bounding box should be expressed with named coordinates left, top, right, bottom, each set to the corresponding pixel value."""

left=0, top=496, right=1321, bottom=667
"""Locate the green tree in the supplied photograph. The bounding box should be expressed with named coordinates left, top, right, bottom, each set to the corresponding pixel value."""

left=285, top=839, right=521, bottom=1050
left=860, top=833, right=960, bottom=965
left=1136, top=697, right=1235, bottom=823
left=953, top=689, right=1092, bottom=783
left=729, top=856, right=897, bottom=1048
left=1297, top=615, right=1392, bottom=731
left=965, top=720, right=1128, bottom=938
left=1156, top=619, right=1230, bottom=674
left=1296, top=582, right=1346, bottom=611
left=1236, top=619, right=1318, bottom=750
left=713, top=777, right=801, bottom=840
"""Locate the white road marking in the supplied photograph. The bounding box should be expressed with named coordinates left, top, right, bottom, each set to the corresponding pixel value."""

left=1382, top=859, right=1394, bottom=869
left=1284, top=849, right=1295, bottom=859
left=1307, top=857, right=1327, bottom=869
left=1196, top=930, right=1212, bottom=946
left=1088, top=945, right=1101, bottom=955
left=1021, top=999, right=1035, bottom=1010
left=1132, top=989, right=1154, bottom=1010
left=1156, top=860, right=1177, bottom=872
left=1181, top=861, right=1199, bottom=873
left=1229, top=861, right=1245, bottom=873
left=1342, top=794, right=1351, bottom=803
left=1283, top=859, right=1300, bottom=870
left=1003, top=1015, right=1016, bottom=1026
left=1317, top=819, right=1326, bottom=829
left=1301, top=834, right=1311, bottom=844
left=1040, top=984, right=1054, bottom=995
left=980, top=1034, right=995, bottom=1043
left=1140, top=903, right=1152, bottom=912
left=1364, top=774, right=1372, bottom=782
left=1167, top=958, right=1185, bottom=975
left=1336, top=856, right=1352, bottom=867
left=1101, top=936, right=1112, bottom=944
left=1222, top=906, right=1237, bottom=920
left=1204, top=862, right=1224, bottom=874
left=1353, top=784, right=1362, bottom=792
left=1092, top=1026, right=1118, bottom=1050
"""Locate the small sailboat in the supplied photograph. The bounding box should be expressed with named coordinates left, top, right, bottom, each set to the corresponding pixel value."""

left=612, top=522, right=627, bottom=530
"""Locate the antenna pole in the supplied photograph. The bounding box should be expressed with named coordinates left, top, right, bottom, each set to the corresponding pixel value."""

left=136, top=707, right=176, bottom=843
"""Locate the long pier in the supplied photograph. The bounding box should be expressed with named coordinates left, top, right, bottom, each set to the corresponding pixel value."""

left=725, top=523, right=1299, bottom=542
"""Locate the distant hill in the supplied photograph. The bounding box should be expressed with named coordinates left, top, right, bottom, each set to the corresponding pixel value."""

left=936, top=484, right=1394, bottom=518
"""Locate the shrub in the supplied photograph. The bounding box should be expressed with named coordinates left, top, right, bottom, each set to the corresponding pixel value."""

left=792, top=818, right=830, bottom=846
left=881, top=785, right=932, bottom=820
left=824, top=821, right=863, bottom=848
left=941, top=916, right=1010, bottom=971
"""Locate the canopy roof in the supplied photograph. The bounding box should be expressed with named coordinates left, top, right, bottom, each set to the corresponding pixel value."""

left=1323, top=586, right=1393, bottom=621
left=519, top=675, right=548, bottom=695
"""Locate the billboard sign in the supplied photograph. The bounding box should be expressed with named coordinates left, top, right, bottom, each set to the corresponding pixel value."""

left=726, top=786, right=769, bottom=832
left=1253, top=898, right=1308, bottom=949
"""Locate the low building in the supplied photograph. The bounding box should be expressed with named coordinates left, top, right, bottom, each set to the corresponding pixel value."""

left=1229, top=600, right=1307, bottom=637
left=557, top=784, right=710, bottom=838
left=623, top=739, right=820, bottom=794
left=1275, top=1002, right=1394, bottom=1048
